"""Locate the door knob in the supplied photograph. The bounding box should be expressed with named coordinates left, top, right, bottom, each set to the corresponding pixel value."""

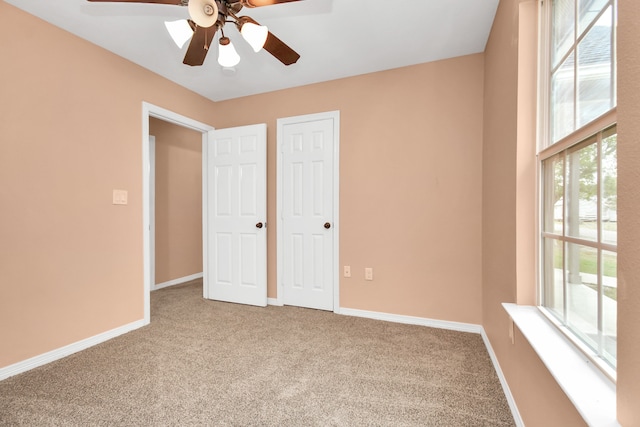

left=256, top=222, right=263, bottom=229
left=324, top=222, right=331, bottom=229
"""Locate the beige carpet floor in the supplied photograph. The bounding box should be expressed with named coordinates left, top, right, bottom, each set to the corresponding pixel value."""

left=0, top=281, right=515, bottom=426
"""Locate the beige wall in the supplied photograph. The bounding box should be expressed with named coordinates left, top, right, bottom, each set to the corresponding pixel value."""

left=3, top=0, right=638, bottom=424
left=149, top=118, right=203, bottom=285
left=213, top=55, right=486, bottom=324
left=0, top=0, right=484, bottom=369
left=482, top=2, right=583, bottom=423
left=483, top=0, right=640, bottom=425
left=0, top=2, right=217, bottom=367
left=482, top=1, right=586, bottom=424
left=616, top=1, right=640, bottom=424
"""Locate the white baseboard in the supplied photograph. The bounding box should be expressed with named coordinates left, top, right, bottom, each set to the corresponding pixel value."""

left=0, top=300, right=522, bottom=427
left=267, top=298, right=282, bottom=306
left=0, top=319, right=145, bottom=382
left=339, top=307, right=483, bottom=334
left=480, top=329, right=524, bottom=427
left=153, top=272, right=203, bottom=291
left=340, top=307, right=521, bottom=426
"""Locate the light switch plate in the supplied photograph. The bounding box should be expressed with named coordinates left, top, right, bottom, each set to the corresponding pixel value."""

left=113, top=189, right=128, bottom=205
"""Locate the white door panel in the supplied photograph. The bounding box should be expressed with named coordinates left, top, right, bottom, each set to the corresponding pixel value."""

left=206, top=124, right=267, bottom=307
left=278, top=113, right=339, bottom=311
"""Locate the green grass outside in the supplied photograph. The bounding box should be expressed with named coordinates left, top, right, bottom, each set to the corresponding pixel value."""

left=553, top=248, right=616, bottom=276
left=552, top=247, right=617, bottom=300
left=584, top=283, right=617, bottom=300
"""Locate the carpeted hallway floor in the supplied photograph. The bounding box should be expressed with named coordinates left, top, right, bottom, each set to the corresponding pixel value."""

left=0, top=281, right=515, bottom=426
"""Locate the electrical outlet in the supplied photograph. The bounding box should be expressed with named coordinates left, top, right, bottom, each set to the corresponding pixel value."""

left=344, top=266, right=351, bottom=278
left=113, top=189, right=128, bottom=205
left=365, top=268, right=373, bottom=281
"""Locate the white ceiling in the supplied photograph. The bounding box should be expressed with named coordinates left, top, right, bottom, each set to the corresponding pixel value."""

left=4, top=0, right=499, bottom=101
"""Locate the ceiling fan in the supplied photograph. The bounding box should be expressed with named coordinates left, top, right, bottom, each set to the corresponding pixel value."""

left=87, top=0, right=301, bottom=67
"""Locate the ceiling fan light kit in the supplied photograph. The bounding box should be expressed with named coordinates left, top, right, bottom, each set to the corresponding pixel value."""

left=164, top=19, right=194, bottom=48
left=87, top=0, right=301, bottom=67
left=240, top=22, right=268, bottom=52
left=218, top=36, right=241, bottom=67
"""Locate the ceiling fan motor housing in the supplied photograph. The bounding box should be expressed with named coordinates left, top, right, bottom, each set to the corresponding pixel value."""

left=225, top=0, right=245, bottom=13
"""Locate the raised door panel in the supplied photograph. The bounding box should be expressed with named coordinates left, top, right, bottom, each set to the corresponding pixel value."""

left=207, top=124, right=266, bottom=307
left=281, top=118, right=335, bottom=310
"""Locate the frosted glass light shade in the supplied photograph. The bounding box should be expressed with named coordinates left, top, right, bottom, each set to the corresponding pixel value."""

left=164, top=20, right=194, bottom=49
left=218, top=37, right=240, bottom=67
left=241, top=22, right=268, bottom=52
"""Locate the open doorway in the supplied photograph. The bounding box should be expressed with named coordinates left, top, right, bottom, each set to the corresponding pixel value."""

left=149, top=117, right=203, bottom=292
left=142, top=102, right=214, bottom=325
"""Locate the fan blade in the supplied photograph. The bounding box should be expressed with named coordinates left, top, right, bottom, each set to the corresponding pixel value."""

left=263, top=31, right=300, bottom=65
left=238, top=16, right=300, bottom=65
left=242, top=0, right=301, bottom=7
left=87, top=0, right=183, bottom=4
left=183, top=25, right=217, bottom=66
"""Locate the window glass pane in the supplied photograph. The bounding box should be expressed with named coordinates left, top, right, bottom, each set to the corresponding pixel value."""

left=578, top=0, right=609, bottom=35
left=601, top=129, right=617, bottom=245
left=566, top=141, right=598, bottom=240
left=602, top=249, right=617, bottom=367
left=577, top=7, right=613, bottom=128
left=542, top=0, right=617, bottom=371
left=552, top=0, right=575, bottom=68
left=566, top=243, right=599, bottom=351
left=551, top=51, right=576, bottom=142
left=543, top=154, right=564, bottom=234
left=543, top=238, right=564, bottom=319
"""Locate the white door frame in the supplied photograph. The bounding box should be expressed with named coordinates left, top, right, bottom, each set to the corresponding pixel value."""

left=142, top=102, right=214, bottom=325
left=276, top=110, right=341, bottom=313
left=148, top=135, right=156, bottom=292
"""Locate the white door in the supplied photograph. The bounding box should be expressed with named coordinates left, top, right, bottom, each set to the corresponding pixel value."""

left=205, top=124, right=267, bottom=307
left=278, top=112, right=340, bottom=311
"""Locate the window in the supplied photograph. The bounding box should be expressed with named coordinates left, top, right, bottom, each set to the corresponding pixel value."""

left=547, top=0, right=616, bottom=146
left=539, top=0, right=617, bottom=374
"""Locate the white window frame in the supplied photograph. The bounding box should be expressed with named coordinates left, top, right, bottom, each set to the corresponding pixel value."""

left=537, top=0, right=618, bottom=380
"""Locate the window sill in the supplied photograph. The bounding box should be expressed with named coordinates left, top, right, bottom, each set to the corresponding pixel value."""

left=502, top=303, right=618, bottom=427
